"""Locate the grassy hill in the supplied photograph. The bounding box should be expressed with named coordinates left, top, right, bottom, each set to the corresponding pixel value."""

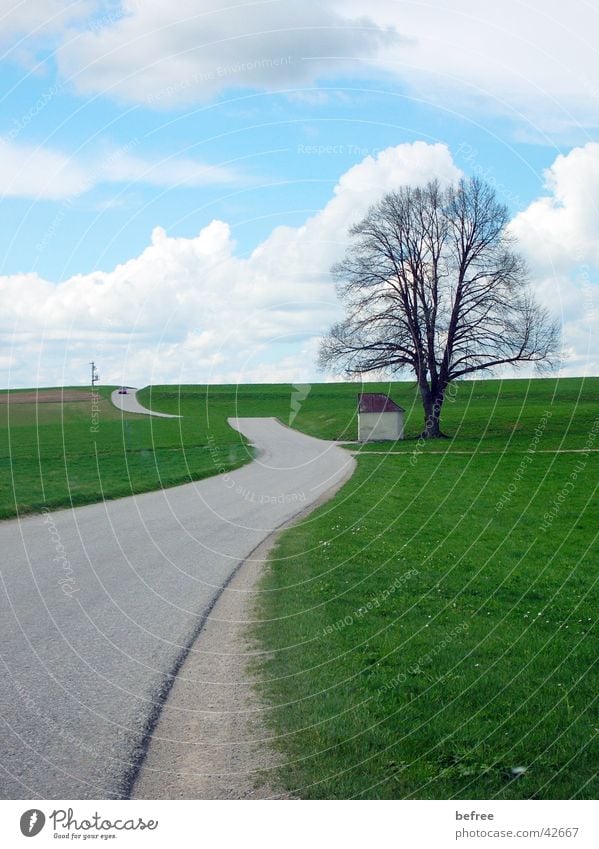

left=0, top=385, right=252, bottom=519
left=247, top=376, right=599, bottom=799
left=141, top=376, right=597, bottom=450
left=1, top=377, right=597, bottom=518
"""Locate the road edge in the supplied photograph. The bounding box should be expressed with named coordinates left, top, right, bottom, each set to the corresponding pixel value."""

left=129, top=451, right=357, bottom=800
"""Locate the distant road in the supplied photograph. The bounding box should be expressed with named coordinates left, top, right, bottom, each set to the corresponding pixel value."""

left=110, top=387, right=180, bottom=418
left=0, top=418, right=354, bottom=798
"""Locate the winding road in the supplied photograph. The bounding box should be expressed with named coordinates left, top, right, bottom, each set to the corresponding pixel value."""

left=110, top=387, right=181, bottom=418
left=0, top=409, right=353, bottom=798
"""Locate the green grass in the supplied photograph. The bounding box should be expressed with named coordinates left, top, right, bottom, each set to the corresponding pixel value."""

left=0, top=386, right=251, bottom=519
left=143, top=375, right=599, bottom=447
left=251, top=377, right=599, bottom=799
left=1, top=378, right=401, bottom=519
left=2, top=376, right=597, bottom=519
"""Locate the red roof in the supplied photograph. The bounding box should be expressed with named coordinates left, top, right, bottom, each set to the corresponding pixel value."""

left=358, top=393, right=404, bottom=413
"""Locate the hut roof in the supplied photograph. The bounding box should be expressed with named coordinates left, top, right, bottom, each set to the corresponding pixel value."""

left=358, top=393, right=405, bottom=413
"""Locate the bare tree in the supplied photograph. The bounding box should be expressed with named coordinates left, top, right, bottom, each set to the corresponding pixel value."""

left=319, top=177, right=560, bottom=438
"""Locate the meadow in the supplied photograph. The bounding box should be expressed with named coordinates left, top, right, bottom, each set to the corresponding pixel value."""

left=0, top=377, right=436, bottom=519
left=0, top=385, right=253, bottom=519
left=248, top=376, right=599, bottom=799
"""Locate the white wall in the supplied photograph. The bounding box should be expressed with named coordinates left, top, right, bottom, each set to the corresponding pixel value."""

left=358, top=411, right=404, bottom=442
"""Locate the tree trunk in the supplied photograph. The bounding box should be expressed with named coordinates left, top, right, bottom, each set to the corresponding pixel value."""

left=420, top=384, right=447, bottom=439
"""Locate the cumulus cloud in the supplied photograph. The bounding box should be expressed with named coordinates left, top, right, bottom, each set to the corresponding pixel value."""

left=3, top=140, right=597, bottom=387
left=510, top=143, right=599, bottom=374
left=510, top=143, right=599, bottom=270
left=56, top=0, right=400, bottom=106
left=1, top=141, right=460, bottom=386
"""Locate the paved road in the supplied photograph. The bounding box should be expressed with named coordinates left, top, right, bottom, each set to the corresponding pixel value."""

left=110, top=387, right=180, bottom=418
left=0, top=418, right=354, bottom=799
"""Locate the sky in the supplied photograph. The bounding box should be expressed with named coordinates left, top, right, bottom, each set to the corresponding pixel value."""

left=1, top=0, right=598, bottom=388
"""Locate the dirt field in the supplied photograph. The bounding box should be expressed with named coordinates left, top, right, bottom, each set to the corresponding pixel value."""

left=0, top=390, right=97, bottom=404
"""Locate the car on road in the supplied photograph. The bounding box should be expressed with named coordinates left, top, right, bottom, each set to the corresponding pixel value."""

left=118, top=387, right=128, bottom=394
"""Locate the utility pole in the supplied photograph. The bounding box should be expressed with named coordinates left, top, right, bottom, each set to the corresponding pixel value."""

left=90, top=362, right=99, bottom=388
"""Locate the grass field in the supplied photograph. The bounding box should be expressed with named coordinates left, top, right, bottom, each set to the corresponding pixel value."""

left=1, top=379, right=387, bottom=519
left=250, top=376, right=599, bottom=799
left=2, top=376, right=596, bottom=516
left=0, top=385, right=252, bottom=519
left=0, top=377, right=447, bottom=519
left=143, top=375, right=599, bottom=450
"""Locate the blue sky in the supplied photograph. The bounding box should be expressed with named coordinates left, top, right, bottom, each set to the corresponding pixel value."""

left=1, top=1, right=598, bottom=387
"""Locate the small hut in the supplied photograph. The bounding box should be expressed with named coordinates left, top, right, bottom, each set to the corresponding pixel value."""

left=358, top=393, right=405, bottom=442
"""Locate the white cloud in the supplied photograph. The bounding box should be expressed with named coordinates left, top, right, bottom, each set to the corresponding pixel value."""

left=0, top=136, right=244, bottom=199
left=339, top=0, right=599, bottom=135
left=56, top=0, right=400, bottom=106
left=510, top=143, right=599, bottom=374
left=0, top=0, right=94, bottom=42
left=5, top=1, right=598, bottom=137
left=1, top=141, right=459, bottom=386
left=29, top=0, right=595, bottom=136
left=100, top=149, right=241, bottom=187
left=510, top=143, right=599, bottom=270
left=0, top=136, right=91, bottom=199
left=3, top=140, right=597, bottom=388
left=0, top=0, right=97, bottom=68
